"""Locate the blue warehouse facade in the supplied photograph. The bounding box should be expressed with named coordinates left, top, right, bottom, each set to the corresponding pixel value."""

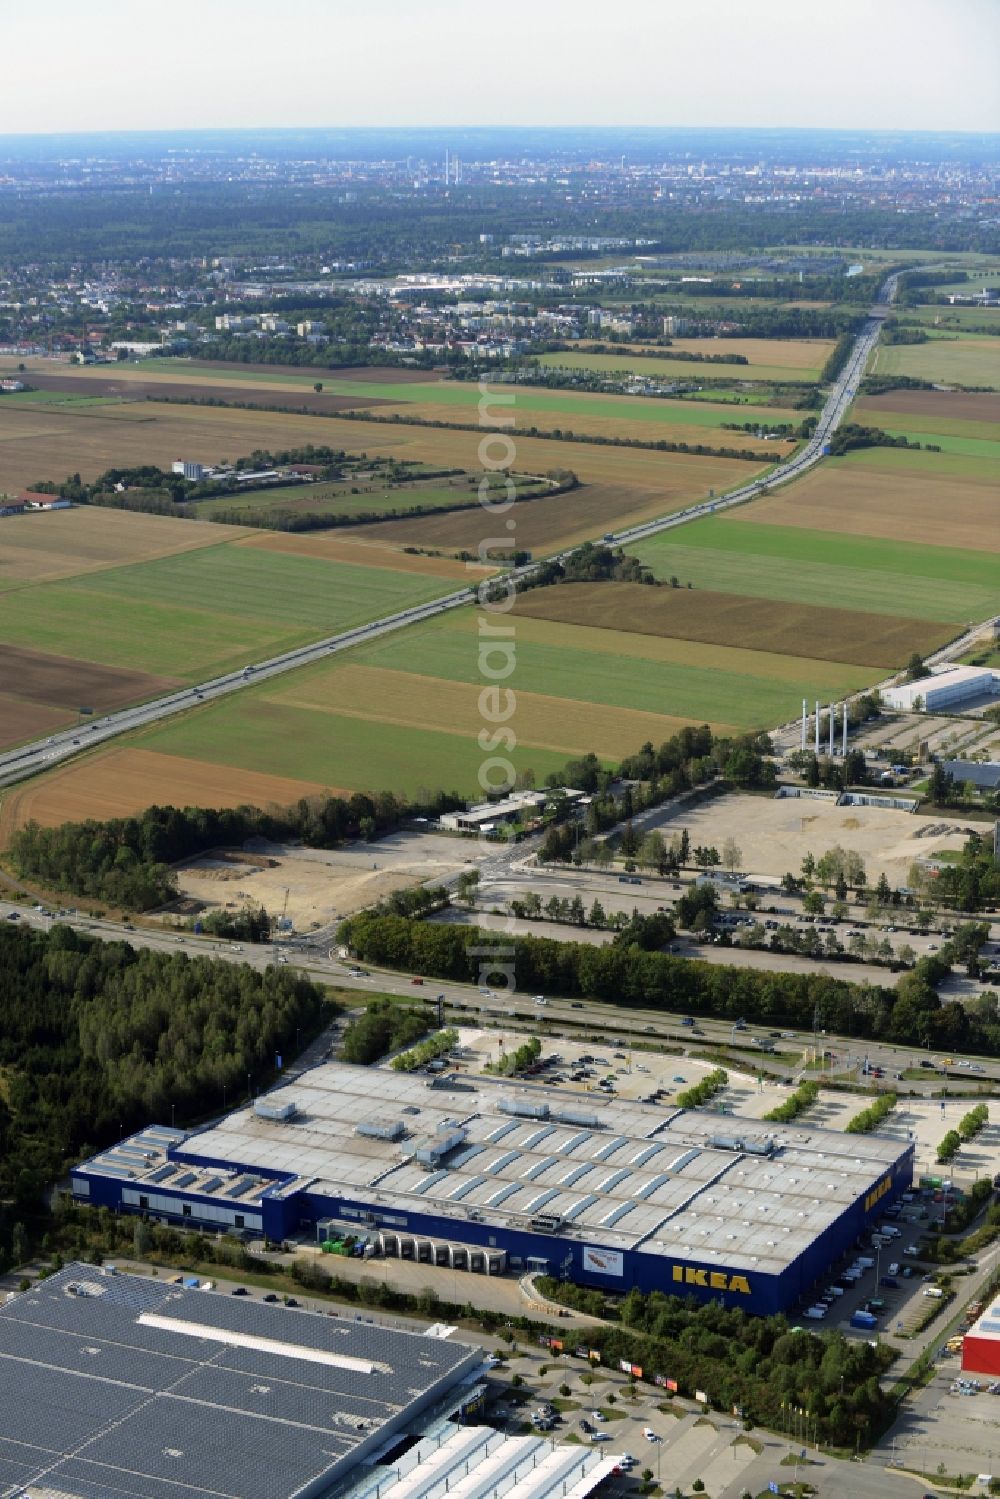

left=72, top=1064, right=914, bottom=1318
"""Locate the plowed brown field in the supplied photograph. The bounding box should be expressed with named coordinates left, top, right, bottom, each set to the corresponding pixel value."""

left=0, top=696, right=69, bottom=750
left=0, top=644, right=178, bottom=710
left=513, top=581, right=953, bottom=668
left=21, top=371, right=390, bottom=416
left=349, top=470, right=755, bottom=556
left=856, top=390, right=1000, bottom=424
left=0, top=748, right=335, bottom=842
left=737, top=465, right=998, bottom=551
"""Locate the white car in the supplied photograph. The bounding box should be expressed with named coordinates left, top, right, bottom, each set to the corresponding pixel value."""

left=903, top=1245, right=918, bottom=1256
left=643, top=1427, right=659, bottom=1442
left=590, top=1411, right=606, bottom=1422
left=534, top=995, right=546, bottom=1006
left=888, top=1262, right=900, bottom=1276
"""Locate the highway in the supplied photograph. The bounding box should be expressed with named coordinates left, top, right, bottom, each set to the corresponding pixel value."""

left=0, top=274, right=900, bottom=791
left=3, top=892, right=998, bottom=1095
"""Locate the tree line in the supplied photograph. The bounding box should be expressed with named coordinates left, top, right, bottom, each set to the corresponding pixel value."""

left=0, top=921, right=325, bottom=1206
left=538, top=1279, right=895, bottom=1449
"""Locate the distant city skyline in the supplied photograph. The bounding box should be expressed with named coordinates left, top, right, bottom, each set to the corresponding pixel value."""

left=0, top=0, right=997, bottom=137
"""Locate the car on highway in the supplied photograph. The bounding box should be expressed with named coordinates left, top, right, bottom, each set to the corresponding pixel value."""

left=410, top=977, right=424, bottom=985
left=672, top=1075, right=686, bottom=1083
left=534, top=995, right=546, bottom=1005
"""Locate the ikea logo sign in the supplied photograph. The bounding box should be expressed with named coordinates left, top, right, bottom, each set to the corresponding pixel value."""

left=672, top=1265, right=751, bottom=1295
left=864, top=1176, right=891, bottom=1213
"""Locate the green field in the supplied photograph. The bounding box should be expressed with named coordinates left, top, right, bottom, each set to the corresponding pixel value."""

left=0, top=545, right=455, bottom=679
left=134, top=694, right=574, bottom=795
left=1, top=389, right=120, bottom=408
left=632, top=517, right=999, bottom=622
left=188, top=473, right=537, bottom=521
left=872, top=332, right=1000, bottom=387
left=837, top=441, right=1000, bottom=482
left=538, top=350, right=821, bottom=384
left=902, top=305, right=1000, bottom=331
left=879, top=429, right=1000, bottom=462
left=341, top=610, right=870, bottom=728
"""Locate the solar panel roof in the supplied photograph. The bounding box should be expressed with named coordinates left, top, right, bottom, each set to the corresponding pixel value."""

left=0, top=1263, right=478, bottom=1499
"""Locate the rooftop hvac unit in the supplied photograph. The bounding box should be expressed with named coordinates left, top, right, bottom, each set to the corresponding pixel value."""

left=254, top=1097, right=298, bottom=1123
left=411, top=1124, right=467, bottom=1166
left=530, top=1213, right=564, bottom=1234
left=744, top=1139, right=776, bottom=1157
left=498, top=1097, right=550, bottom=1121
left=355, top=1119, right=405, bottom=1142
left=553, top=1109, right=600, bottom=1128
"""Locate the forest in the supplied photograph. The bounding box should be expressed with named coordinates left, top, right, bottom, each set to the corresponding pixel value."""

left=0, top=922, right=326, bottom=1206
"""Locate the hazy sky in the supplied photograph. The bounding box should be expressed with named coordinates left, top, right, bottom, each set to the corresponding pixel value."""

left=2, top=0, right=998, bottom=135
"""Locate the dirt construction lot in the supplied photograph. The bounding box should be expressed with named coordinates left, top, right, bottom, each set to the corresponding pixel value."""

left=644, top=791, right=970, bottom=886
left=175, top=830, right=473, bottom=930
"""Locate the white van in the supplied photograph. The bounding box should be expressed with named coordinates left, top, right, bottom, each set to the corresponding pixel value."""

left=804, top=1305, right=827, bottom=1319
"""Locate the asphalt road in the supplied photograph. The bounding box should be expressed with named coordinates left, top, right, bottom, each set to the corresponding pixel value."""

left=0, top=273, right=901, bottom=792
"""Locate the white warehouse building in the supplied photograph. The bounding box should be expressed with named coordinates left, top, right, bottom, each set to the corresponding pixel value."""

left=883, top=664, right=1000, bottom=713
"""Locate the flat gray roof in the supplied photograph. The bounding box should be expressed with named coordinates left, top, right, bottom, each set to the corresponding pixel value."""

left=138, top=1064, right=913, bottom=1279
left=0, top=1263, right=478, bottom=1499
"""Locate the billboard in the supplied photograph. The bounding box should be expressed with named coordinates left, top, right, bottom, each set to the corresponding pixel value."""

left=582, top=1246, right=624, bottom=1277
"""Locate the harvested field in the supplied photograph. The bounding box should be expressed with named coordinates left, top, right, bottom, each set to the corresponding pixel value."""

left=0, top=747, right=334, bottom=843
left=0, top=644, right=178, bottom=710
left=513, top=581, right=951, bottom=668
left=18, top=370, right=391, bottom=416
left=369, top=401, right=787, bottom=453
left=349, top=467, right=758, bottom=556
left=189, top=360, right=440, bottom=384
left=0, top=696, right=69, bottom=751
left=0, top=398, right=412, bottom=492
left=581, top=335, right=835, bottom=372
left=538, top=349, right=820, bottom=383
left=741, top=462, right=1000, bottom=551
left=0, top=397, right=762, bottom=513
left=0, top=505, right=244, bottom=591
left=270, top=662, right=701, bottom=759
left=237, top=530, right=490, bottom=579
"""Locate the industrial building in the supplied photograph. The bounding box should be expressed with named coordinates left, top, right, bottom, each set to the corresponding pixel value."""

left=73, top=1063, right=913, bottom=1318
left=883, top=664, right=1000, bottom=713
left=963, top=1298, right=1000, bottom=1376
left=0, top=1261, right=620, bottom=1499
left=0, top=1261, right=483, bottom=1499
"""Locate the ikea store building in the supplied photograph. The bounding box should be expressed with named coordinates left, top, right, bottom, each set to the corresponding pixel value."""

left=72, top=1061, right=913, bottom=1317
